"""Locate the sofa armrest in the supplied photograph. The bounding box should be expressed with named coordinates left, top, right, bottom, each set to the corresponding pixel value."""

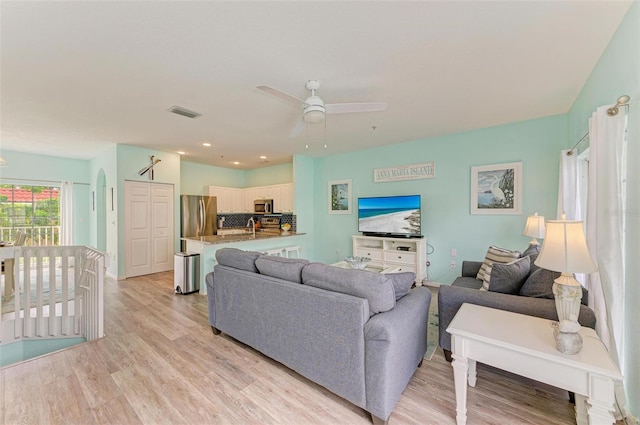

left=364, top=286, right=431, bottom=421
left=437, top=284, right=596, bottom=353
left=461, top=261, right=483, bottom=277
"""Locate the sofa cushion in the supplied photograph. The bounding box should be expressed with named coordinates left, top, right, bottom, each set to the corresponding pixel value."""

left=519, top=268, right=561, bottom=298
left=387, top=272, right=416, bottom=300
left=487, top=256, right=530, bottom=294
left=301, top=263, right=395, bottom=315
left=215, top=248, right=261, bottom=273
left=520, top=267, right=589, bottom=305
left=477, top=246, right=521, bottom=290
left=255, top=255, right=309, bottom=283
left=521, top=244, right=541, bottom=258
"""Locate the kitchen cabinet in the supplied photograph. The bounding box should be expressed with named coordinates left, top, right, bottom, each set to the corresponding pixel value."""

left=208, top=186, right=242, bottom=213
left=209, top=183, right=294, bottom=214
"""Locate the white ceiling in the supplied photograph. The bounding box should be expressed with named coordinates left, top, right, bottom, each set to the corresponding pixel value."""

left=0, top=1, right=632, bottom=170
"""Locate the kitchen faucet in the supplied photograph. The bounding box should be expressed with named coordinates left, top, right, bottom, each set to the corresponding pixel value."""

left=246, top=217, right=256, bottom=238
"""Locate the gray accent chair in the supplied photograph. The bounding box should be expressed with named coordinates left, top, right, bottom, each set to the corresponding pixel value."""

left=438, top=260, right=597, bottom=362
left=207, top=248, right=432, bottom=424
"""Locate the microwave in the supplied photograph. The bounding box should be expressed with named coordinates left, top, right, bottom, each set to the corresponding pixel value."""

left=254, top=199, right=274, bottom=214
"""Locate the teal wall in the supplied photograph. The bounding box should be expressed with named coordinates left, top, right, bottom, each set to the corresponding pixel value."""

left=180, top=161, right=246, bottom=193
left=180, top=161, right=293, bottom=195
left=245, top=163, right=293, bottom=187
left=89, top=145, right=118, bottom=277
left=568, top=1, right=639, bottom=416
left=0, top=150, right=91, bottom=246
left=310, top=115, right=566, bottom=283
left=292, top=155, right=316, bottom=260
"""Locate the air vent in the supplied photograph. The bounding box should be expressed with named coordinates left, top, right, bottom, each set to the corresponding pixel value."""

left=167, top=106, right=202, bottom=119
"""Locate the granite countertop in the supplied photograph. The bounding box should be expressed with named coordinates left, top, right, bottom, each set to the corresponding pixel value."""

left=182, top=230, right=304, bottom=245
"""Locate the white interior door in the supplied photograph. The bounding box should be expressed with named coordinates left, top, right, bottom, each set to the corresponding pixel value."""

left=151, top=184, right=174, bottom=273
left=125, top=181, right=152, bottom=277
left=125, top=181, right=175, bottom=278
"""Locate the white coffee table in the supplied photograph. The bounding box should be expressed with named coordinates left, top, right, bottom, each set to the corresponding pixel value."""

left=447, top=303, right=622, bottom=425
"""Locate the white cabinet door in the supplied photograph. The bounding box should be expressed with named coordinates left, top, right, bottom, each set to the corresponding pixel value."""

left=125, top=181, right=152, bottom=277
left=151, top=184, right=174, bottom=273
left=281, top=183, right=294, bottom=212
left=126, top=181, right=175, bottom=278
left=272, top=185, right=283, bottom=212
left=261, top=185, right=275, bottom=200
left=230, top=188, right=242, bottom=213
left=243, top=187, right=255, bottom=212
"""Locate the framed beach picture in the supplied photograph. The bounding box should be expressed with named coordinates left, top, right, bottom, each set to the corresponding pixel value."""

left=328, top=179, right=352, bottom=214
left=471, top=162, right=522, bottom=215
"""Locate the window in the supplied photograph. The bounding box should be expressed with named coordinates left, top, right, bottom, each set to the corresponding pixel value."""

left=0, top=185, right=60, bottom=246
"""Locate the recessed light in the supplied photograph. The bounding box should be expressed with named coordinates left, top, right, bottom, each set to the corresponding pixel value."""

left=232, top=161, right=240, bottom=165
left=259, top=155, right=267, bottom=159
left=202, top=142, right=211, bottom=147
left=177, top=151, right=186, bottom=155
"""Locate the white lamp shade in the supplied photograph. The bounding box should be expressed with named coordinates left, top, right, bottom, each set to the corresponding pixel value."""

left=535, top=219, right=597, bottom=274
left=523, top=213, right=546, bottom=239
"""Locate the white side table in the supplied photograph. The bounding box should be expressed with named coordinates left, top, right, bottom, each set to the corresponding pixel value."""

left=447, top=303, right=622, bottom=425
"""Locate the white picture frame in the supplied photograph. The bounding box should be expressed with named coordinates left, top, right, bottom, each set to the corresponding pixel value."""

left=328, top=179, right=352, bottom=214
left=471, top=162, right=522, bottom=215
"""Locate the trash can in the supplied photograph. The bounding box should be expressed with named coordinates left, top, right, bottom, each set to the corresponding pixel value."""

left=174, top=252, right=200, bottom=294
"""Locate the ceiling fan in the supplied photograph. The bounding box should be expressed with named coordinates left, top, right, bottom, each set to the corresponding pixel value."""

left=257, top=80, right=387, bottom=138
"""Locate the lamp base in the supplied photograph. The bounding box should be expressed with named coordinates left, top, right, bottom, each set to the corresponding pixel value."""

left=553, top=281, right=583, bottom=323
left=554, top=328, right=583, bottom=355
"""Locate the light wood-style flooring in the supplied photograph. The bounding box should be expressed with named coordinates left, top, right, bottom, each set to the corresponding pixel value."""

left=0, top=271, right=598, bottom=424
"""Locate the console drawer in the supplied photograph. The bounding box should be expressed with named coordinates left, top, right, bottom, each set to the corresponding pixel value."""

left=384, top=251, right=416, bottom=264
left=354, top=248, right=383, bottom=261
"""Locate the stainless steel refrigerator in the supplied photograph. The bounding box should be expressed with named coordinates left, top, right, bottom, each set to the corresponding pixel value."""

left=180, top=195, right=217, bottom=251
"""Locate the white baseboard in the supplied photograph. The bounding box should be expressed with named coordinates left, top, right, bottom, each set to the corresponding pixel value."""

left=422, top=279, right=442, bottom=288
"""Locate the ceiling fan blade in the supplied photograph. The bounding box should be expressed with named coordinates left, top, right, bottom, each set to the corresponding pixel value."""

left=325, top=102, right=388, bottom=115
left=289, top=117, right=306, bottom=139
left=257, top=85, right=306, bottom=107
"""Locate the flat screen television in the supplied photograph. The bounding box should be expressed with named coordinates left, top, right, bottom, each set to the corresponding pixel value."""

left=357, top=195, right=422, bottom=238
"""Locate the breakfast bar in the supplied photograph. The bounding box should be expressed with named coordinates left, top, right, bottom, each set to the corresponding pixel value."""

left=183, top=229, right=306, bottom=295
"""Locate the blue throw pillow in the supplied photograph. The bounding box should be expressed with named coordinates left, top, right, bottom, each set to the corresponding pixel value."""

left=488, top=256, right=530, bottom=294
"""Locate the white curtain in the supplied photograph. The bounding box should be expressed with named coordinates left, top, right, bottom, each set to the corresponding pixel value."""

left=586, top=105, right=627, bottom=415
left=60, top=181, right=74, bottom=246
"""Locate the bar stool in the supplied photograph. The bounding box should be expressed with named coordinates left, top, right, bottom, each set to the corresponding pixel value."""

left=283, top=245, right=301, bottom=259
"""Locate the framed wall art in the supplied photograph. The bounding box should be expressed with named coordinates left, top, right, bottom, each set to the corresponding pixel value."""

left=328, top=179, right=352, bottom=214
left=470, top=162, right=522, bottom=215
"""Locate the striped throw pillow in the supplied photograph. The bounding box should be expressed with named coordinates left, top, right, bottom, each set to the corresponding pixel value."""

left=476, top=246, right=521, bottom=290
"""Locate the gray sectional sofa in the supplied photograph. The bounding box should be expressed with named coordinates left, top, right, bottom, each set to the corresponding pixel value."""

left=206, top=248, right=432, bottom=425
left=438, top=257, right=597, bottom=362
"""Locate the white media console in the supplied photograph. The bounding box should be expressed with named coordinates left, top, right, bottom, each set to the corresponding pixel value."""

left=352, top=235, right=427, bottom=285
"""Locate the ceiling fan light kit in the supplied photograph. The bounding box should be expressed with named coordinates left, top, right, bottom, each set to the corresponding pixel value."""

left=304, top=107, right=325, bottom=124
left=257, top=80, right=387, bottom=138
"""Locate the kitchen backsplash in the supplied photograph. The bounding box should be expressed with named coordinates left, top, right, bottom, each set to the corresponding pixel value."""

left=218, top=213, right=296, bottom=232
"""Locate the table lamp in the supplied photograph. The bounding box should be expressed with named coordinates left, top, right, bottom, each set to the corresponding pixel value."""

left=534, top=214, right=597, bottom=354
left=522, top=212, right=546, bottom=246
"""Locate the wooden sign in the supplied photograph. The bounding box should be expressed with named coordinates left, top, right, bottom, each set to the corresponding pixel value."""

left=374, top=162, right=435, bottom=183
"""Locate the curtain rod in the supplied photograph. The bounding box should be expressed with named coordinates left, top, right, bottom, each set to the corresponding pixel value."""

left=566, top=94, right=630, bottom=156
left=0, top=177, right=90, bottom=186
